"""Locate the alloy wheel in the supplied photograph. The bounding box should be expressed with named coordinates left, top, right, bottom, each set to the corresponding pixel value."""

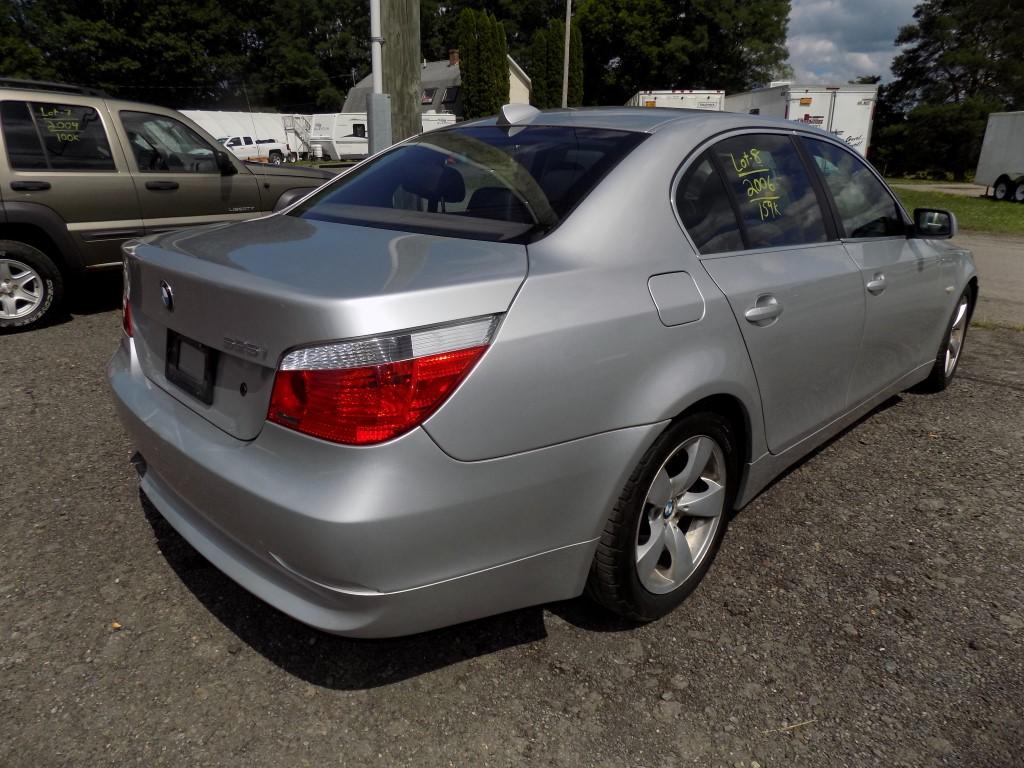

left=635, top=435, right=727, bottom=594
left=944, top=294, right=970, bottom=377
left=0, top=258, right=43, bottom=320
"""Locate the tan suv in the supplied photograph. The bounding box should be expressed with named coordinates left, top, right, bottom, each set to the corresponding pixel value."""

left=0, top=79, right=335, bottom=330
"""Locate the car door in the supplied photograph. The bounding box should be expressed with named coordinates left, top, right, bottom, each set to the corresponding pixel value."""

left=0, top=98, right=143, bottom=267
left=680, top=132, right=866, bottom=454
left=115, top=110, right=262, bottom=235
left=800, top=137, right=947, bottom=405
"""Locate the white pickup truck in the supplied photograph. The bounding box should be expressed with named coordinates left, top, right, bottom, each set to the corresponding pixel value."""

left=220, top=135, right=292, bottom=164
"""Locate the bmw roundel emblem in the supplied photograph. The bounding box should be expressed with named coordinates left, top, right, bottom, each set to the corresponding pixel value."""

left=160, top=280, right=174, bottom=312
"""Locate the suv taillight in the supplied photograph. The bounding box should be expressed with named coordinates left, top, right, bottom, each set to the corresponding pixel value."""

left=267, top=315, right=499, bottom=445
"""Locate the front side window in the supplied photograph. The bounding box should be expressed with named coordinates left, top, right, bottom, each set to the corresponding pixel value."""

left=120, top=111, right=217, bottom=173
left=292, top=125, right=646, bottom=242
left=675, top=154, right=744, bottom=254
left=1, top=100, right=115, bottom=171
left=226, top=137, right=242, bottom=147
left=711, top=134, right=829, bottom=250
left=802, top=138, right=905, bottom=238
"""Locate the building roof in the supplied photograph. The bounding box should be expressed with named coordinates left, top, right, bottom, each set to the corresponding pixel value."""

left=342, top=55, right=528, bottom=114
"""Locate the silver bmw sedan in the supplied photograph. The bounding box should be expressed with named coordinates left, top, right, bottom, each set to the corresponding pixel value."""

left=109, top=105, right=976, bottom=637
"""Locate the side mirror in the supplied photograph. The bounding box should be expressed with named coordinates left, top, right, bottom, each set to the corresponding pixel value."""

left=216, top=150, right=238, bottom=176
left=912, top=208, right=956, bottom=239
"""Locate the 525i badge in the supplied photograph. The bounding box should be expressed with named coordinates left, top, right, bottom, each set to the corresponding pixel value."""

left=223, top=337, right=267, bottom=359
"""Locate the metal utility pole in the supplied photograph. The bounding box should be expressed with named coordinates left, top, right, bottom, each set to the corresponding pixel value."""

left=366, top=0, right=392, bottom=155
left=561, top=0, right=572, bottom=108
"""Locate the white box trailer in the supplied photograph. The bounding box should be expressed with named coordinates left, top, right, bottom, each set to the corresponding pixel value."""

left=974, top=111, right=1024, bottom=201
left=626, top=90, right=725, bottom=111
left=724, top=83, right=878, bottom=156
left=311, top=111, right=457, bottom=161
left=182, top=111, right=312, bottom=160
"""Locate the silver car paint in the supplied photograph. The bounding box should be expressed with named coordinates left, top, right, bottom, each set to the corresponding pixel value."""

left=109, top=338, right=663, bottom=636
left=128, top=215, right=527, bottom=440
left=110, top=108, right=977, bottom=637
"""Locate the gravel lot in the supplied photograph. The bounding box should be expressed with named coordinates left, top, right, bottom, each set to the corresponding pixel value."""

left=2, top=274, right=1022, bottom=767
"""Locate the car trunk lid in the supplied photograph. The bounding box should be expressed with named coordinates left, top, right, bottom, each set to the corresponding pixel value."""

left=127, top=215, right=527, bottom=441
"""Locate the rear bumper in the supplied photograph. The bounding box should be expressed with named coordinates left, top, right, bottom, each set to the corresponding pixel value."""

left=108, top=338, right=662, bottom=637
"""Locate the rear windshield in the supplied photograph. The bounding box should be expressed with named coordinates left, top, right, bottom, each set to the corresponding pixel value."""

left=290, top=125, right=646, bottom=242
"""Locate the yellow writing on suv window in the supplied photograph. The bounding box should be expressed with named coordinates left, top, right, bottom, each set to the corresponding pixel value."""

left=728, top=148, right=782, bottom=221
left=37, top=106, right=83, bottom=143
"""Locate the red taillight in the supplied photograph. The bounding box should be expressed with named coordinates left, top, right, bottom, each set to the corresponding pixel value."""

left=267, top=316, right=498, bottom=445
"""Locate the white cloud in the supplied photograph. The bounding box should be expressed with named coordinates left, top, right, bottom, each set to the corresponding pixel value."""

left=786, top=0, right=919, bottom=83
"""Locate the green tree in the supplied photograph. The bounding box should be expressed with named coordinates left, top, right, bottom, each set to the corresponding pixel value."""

left=528, top=19, right=583, bottom=109
left=576, top=0, right=789, bottom=106
left=0, top=0, right=52, bottom=79
left=874, top=0, right=1024, bottom=179
left=457, top=8, right=508, bottom=118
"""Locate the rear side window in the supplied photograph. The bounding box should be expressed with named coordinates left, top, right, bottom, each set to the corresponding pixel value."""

left=802, top=138, right=905, bottom=238
left=1, top=100, right=115, bottom=171
left=675, top=155, right=744, bottom=254
left=292, top=125, right=646, bottom=242
left=710, top=134, right=828, bottom=250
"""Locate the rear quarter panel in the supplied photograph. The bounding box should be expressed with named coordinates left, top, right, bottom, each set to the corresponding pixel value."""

left=424, top=130, right=767, bottom=462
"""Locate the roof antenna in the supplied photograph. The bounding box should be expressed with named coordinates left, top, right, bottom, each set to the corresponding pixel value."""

left=496, top=103, right=540, bottom=127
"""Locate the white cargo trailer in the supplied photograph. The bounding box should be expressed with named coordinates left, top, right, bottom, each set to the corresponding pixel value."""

left=974, top=111, right=1024, bottom=202
left=182, top=111, right=313, bottom=160
left=310, top=112, right=456, bottom=161
left=626, top=90, right=725, bottom=111
left=724, top=83, right=878, bottom=156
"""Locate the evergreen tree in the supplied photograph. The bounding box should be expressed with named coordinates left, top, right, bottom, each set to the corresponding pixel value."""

left=528, top=19, right=583, bottom=109
left=873, top=0, right=1024, bottom=179
left=457, top=8, right=508, bottom=118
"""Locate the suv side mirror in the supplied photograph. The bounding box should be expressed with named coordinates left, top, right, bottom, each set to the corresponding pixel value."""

left=912, top=208, right=956, bottom=239
left=216, top=150, right=238, bottom=176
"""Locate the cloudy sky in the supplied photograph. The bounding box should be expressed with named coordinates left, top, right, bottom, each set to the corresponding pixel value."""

left=787, top=0, right=920, bottom=83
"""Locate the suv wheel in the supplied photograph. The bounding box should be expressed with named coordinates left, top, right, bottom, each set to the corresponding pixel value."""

left=0, top=240, right=63, bottom=331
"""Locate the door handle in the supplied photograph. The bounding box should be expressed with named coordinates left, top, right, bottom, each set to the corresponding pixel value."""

left=744, top=295, right=782, bottom=325
left=145, top=180, right=179, bottom=191
left=10, top=180, right=50, bottom=191
left=866, top=273, right=887, bottom=295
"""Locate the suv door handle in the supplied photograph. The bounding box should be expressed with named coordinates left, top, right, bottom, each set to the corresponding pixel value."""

left=10, top=180, right=50, bottom=191
left=145, top=180, right=179, bottom=191
left=866, top=273, right=887, bottom=295
left=744, top=295, right=782, bottom=325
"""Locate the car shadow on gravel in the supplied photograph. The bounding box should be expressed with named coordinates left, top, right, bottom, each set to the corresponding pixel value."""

left=2, top=271, right=124, bottom=335
left=141, top=493, right=549, bottom=690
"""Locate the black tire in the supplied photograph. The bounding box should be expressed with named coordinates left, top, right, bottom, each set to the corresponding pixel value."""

left=919, top=287, right=973, bottom=392
left=993, top=176, right=1012, bottom=202
left=0, top=240, right=63, bottom=331
left=270, top=151, right=284, bottom=165
left=586, top=411, right=739, bottom=622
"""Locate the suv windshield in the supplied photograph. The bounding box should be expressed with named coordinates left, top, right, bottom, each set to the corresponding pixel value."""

left=291, top=125, right=646, bottom=242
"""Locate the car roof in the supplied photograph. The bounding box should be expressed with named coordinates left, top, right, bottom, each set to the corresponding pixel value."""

left=464, top=105, right=832, bottom=137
